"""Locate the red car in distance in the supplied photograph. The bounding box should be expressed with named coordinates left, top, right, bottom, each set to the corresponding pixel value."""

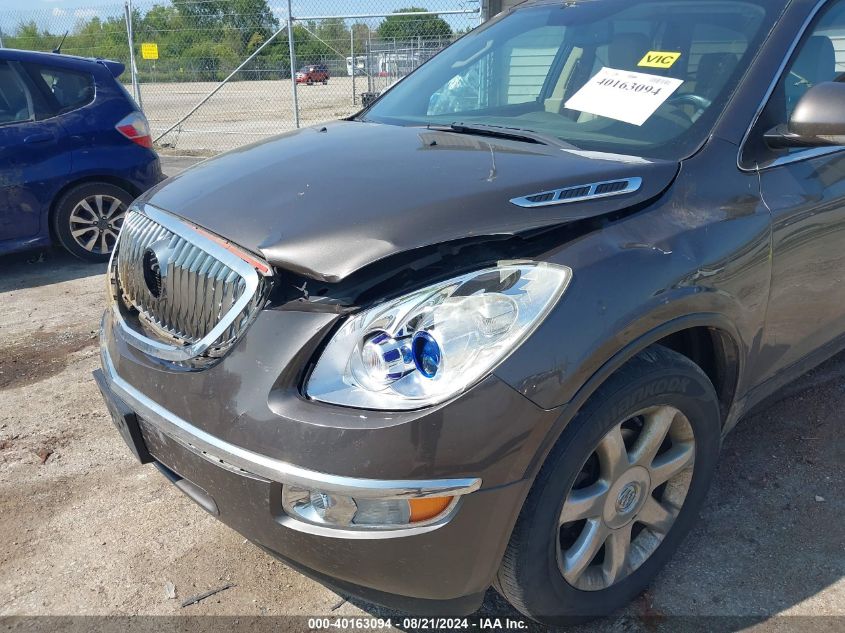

left=296, top=64, right=329, bottom=85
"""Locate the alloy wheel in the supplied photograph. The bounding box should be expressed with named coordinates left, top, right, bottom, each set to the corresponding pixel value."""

left=68, top=194, right=126, bottom=255
left=557, top=405, right=696, bottom=591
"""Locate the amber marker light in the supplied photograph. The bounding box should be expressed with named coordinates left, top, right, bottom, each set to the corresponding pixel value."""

left=409, top=497, right=453, bottom=523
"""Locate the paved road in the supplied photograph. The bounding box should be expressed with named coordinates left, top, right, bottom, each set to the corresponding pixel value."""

left=160, top=154, right=205, bottom=177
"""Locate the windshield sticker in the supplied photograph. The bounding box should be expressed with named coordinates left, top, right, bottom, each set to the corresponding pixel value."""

left=638, top=51, right=682, bottom=69
left=564, top=67, right=684, bottom=126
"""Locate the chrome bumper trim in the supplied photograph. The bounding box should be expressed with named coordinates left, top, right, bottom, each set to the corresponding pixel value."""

left=100, top=345, right=482, bottom=501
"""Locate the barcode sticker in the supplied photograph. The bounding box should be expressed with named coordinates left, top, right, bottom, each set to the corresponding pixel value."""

left=564, top=67, right=685, bottom=126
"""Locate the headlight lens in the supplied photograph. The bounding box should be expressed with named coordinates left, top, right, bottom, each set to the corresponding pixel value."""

left=306, top=262, right=571, bottom=409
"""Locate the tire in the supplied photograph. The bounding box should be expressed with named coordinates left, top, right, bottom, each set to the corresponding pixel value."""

left=52, top=182, right=133, bottom=262
left=495, top=345, right=721, bottom=624
left=323, top=78, right=329, bottom=85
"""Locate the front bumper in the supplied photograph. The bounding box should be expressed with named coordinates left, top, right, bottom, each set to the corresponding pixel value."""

left=97, top=307, right=559, bottom=613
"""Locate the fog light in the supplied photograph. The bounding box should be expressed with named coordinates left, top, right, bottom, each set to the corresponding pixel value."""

left=282, top=485, right=455, bottom=530
left=309, top=491, right=358, bottom=525
left=282, top=487, right=358, bottom=526
left=351, top=497, right=411, bottom=525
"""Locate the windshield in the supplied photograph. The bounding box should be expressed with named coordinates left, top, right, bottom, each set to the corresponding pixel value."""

left=363, top=0, right=776, bottom=160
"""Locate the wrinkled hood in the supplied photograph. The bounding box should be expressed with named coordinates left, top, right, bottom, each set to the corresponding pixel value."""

left=142, top=121, right=679, bottom=282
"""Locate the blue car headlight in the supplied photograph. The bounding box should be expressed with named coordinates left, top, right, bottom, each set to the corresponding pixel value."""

left=306, top=262, right=572, bottom=410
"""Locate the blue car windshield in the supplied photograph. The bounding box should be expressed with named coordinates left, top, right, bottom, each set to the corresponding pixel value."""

left=362, top=0, right=776, bottom=160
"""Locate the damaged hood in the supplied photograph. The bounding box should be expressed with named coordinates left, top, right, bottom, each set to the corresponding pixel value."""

left=142, top=121, right=679, bottom=282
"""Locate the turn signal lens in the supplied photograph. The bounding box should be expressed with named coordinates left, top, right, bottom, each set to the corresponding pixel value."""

left=409, top=496, right=453, bottom=522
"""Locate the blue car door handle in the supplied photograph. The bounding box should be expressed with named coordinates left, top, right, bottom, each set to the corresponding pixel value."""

left=23, top=132, right=54, bottom=144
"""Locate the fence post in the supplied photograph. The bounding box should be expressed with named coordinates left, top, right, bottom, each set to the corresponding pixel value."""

left=367, top=30, right=373, bottom=94
left=351, top=28, right=356, bottom=105
left=0, top=26, right=5, bottom=48
left=124, top=0, right=143, bottom=109
left=287, top=0, right=300, bottom=129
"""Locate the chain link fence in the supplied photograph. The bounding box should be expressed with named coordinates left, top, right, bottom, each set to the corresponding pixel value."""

left=0, top=1, right=482, bottom=154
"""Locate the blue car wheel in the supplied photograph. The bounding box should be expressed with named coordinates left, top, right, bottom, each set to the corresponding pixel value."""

left=52, top=182, right=132, bottom=262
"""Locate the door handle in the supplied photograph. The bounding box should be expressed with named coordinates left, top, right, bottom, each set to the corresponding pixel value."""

left=23, top=132, right=54, bottom=144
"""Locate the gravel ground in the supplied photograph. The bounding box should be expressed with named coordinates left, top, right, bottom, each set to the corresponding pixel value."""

left=144, top=77, right=368, bottom=154
left=0, top=158, right=842, bottom=631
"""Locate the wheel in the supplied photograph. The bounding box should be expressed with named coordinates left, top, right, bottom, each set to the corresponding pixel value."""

left=52, top=182, right=132, bottom=262
left=323, top=78, right=328, bottom=85
left=307, top=79, right=313, bottom=86
left=496, top=346, right=721, bottom=624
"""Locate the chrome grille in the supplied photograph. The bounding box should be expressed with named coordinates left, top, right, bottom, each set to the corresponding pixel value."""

left=112, top=206, right=269, bottom=362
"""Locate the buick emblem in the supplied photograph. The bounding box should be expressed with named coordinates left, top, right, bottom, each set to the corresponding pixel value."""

left=616, top=483, right=640, bottom=514
left=142, top=240, right=171, bottom=299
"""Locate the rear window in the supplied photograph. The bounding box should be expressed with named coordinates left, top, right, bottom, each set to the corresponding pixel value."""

left=22, top=64, right=95, bottom=119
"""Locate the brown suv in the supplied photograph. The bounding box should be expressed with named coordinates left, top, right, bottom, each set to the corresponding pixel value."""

left=97, top=0, right=845, bottom=624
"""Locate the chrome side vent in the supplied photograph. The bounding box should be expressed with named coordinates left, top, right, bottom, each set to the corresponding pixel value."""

left=525, top=192, right=556, bottom=204
left=510, top=177, right=642, bottom=208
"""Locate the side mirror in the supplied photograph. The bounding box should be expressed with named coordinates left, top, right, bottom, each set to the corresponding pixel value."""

left=765, top=82, right=845, bottom=149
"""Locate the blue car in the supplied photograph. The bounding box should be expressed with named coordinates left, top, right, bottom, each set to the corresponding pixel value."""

left=0, top=49, right=163, bottom=261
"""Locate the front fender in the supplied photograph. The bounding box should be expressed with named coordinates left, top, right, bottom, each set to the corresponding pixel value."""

left=494, top=142, right=771, bottom=414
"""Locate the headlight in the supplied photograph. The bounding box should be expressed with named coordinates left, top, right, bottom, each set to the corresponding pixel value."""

left=306, top=262, right=571, bottom=410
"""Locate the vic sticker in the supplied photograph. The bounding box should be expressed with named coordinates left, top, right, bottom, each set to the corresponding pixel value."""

left=564, top=67, right=684, bottom=126
left=638, top=51, right=682, bottom=69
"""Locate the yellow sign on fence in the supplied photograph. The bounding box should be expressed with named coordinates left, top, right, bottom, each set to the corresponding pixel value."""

left=141, top=43, right=159, bottom=60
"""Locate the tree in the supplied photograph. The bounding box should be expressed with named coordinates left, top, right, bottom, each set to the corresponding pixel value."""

left=71, top=16, right=130, bottom=61
left=376, top=7, right=452, bottom=42
left=172, top=0, right=279, bottom=54
left=7, top=21, right=54, bottom=52
left=314, top=18, right=350, bottom=56
left=184, top=41, right=240, bottom=81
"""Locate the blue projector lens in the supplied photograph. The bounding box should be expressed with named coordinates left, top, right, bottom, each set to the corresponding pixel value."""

left=412, top=332, right=441, bottom=378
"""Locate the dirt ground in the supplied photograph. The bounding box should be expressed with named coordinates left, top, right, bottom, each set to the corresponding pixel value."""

left=143, top=77, right=369, bottom=154
left=0, top=158, right=842, bottom=631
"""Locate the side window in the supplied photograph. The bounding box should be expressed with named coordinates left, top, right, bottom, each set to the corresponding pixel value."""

left=504, top=26, right=567, bottom=105
left=746, top=0, right=845, bottom=165
left=427, top=50, right=491, bottom=115
left=22, top=64, right=95, bottom=119
left=0, top=62, right=33, bottom=125
left=783, top=4, right=845, bottom=119
left=688, top=23, right=748, bottom=102
left=427, top=25, right=566, bottom=116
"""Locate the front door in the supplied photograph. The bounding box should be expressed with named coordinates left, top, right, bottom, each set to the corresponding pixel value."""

left=745, top=0, right=845, bottom=383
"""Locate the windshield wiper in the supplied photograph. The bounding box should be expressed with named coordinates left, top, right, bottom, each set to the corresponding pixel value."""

left=428, top=122, right=577, bottom=150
